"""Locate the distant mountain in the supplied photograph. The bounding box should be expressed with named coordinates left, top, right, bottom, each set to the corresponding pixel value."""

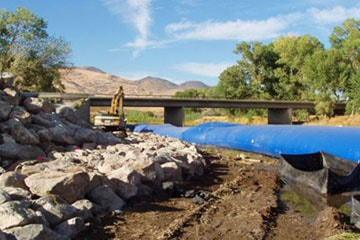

left=178, top=81, right=209, bottom=90
left=135, top=76, right=178, bottom=92
left=60, top=67, right=210, bottom=96
left=81, top=66, right=106, bottom=74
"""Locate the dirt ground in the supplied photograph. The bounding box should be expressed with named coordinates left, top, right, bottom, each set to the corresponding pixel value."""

left=76, top=147, right=359, bottom=240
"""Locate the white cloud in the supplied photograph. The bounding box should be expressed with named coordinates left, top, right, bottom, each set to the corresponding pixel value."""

left=102, top=0, right=153, bottom=56
left=165, top=13, right=303, bottom=41
left=308, top=6, right=360, bottom=25
left=174, top=62, right=233, bottom=78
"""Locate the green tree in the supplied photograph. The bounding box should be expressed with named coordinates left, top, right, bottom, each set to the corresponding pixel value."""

left=272, top=35, right=323, bottom=100
left=233, top=41, right=279, bottom=99
left=216, top=65, right=252, bottom=99
left=0, top=7, right=71, bottom=91
left=330, top=18, right=360, bottom=112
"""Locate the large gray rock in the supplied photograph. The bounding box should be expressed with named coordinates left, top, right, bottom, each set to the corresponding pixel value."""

left=32, top=196, right=79, bottom=226
left=94, top=131, right=122, bottom=145
left=49, top=125, right=75, bottom=145
left=31, top=114, right=54, bottom=128
left=9, top=106, right=31, bottom=125
left=0, top=200, right=40, bottom=229
left=2, top=187, right=32, bottom=201
left=0, top=171, right=27, bottom=189
left=130, top=158, right=165, bottom=184
left=87, top=185, right=125, bottom=211
left=54, top=217, right=85, bottom=238
left=0, top=142, right=45, bottom=160
left=2, top=87, right=21, bottom=106
left=3, top=224, right=70, bottom=240
left=11, top=123, right=40, bottom=145
left=36, top=128, right=54, bottom=142
left=0, top=190, right=11, bottom=204
left=161, top=161, right=183, bottom=182
left=0, top=118, right=22, bottom=134
left=73, top=127, right=96, bottom=144
left=107, top=166, right=141, bottom=199
left=0, top=133, right=15, bottom=144
left=0, top=230, right=5, bottom=240
left=72, top=199, right=96, bottom=222
left=23, top=97, right=54, bottom=114
left=25, top=171, right=90, bottom=204
left=0, top=100, right=13, bottom=120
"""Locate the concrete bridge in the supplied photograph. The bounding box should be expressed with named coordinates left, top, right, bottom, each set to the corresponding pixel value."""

left=38, top=93, right=347, bottom=126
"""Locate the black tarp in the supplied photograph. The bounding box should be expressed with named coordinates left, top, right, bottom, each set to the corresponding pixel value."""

left=280, top=151, right=360, bottom=195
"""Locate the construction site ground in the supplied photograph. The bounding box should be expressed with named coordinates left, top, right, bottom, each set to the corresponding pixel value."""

left=76, top=147, right=359, bottom=240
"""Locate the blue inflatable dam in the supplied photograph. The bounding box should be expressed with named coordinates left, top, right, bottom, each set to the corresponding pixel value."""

left=133, top=122, right=360, bottom=162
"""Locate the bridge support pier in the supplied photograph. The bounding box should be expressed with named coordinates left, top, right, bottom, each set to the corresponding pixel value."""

left=164, top=107, right=185, bottom=127
left=268, top=108, right=292, bottom=124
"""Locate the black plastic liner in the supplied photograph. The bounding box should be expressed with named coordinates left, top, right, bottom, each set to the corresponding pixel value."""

left=280, top=151, right=360, bottom=195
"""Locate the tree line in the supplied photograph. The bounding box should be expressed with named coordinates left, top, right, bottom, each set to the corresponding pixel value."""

left=0, top=7, right=71, bottom=92
left=176, top=18, right=360, bottom=117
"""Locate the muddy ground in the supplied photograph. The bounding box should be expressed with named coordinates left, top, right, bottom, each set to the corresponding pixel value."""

left=76, top=147, right=359, bottom=240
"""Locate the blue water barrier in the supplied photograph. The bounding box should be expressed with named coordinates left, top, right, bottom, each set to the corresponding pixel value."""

left=133, top=122, right=360, bottom=162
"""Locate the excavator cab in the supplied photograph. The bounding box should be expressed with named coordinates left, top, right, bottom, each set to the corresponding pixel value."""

left=94, top=86, right=127, bottom=137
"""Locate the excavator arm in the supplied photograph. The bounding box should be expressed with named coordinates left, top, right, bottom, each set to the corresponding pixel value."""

left=94, top=86, right=127, bottom=136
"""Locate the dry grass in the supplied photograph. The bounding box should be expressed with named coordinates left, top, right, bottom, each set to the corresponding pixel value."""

left=305, top=115, right=360, bottom=126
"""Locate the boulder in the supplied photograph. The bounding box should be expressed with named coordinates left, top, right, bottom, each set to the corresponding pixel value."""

left=94, top=131, right=122, bottom=145
left=49, top=125, right=75, bottom=145
left=2, top=87, right=21, bottom=106
left=0, top=171, right=28, bottom=189
left=131, top=159, right=165, bottom=184
left=0, top=200, right=40, bottom=229
left=0, top=190, right=11, bottom=204
left=32, top=196, right=79, bottom=226
left=0, top=142, right=45, bottom=160
left=0, top=133, right=16, bottom=144
left=54, top=217, right=85, bottom=238
left=2, top=187, right=32, bottom=201
left=25, top=171, right=90, bottom=203
left=107, top=166, right=141, bottom=199
left=71, top=199, right=96, bottom=222
left=22, top=97, right=54, bottom=114
left=31, top=114, right=54, bottom=128
left=161, top=161, right=183, bottom=182
left=0, top=118, right=22, bottom=134
left=37, top=128, right=54, bottom=142
left=0, top=100, right=13, bottom=120
left=0, top=230, right=5, bottom=240
left=87, top=185, right=125, bottom=211
left=3, top=224, right=70, bottom=240
left=9, top=106, right=31, bottom=125
left=11, top=123, right=40, bottom=145
left=72, top=127, right=96, bottom=144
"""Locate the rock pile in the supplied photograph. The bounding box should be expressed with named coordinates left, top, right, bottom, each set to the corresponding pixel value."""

left=0, top=86, right=206, bottom=239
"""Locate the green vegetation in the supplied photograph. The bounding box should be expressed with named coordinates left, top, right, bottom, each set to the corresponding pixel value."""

left=280, top=191, right=319, bottom=219
left=175, top=18, right=360, bottom=118
left=0, top=7, right=71, bottom=92
left=325, top=233, right=360, bottom=240
left=125, top=109, right=162, bottom=125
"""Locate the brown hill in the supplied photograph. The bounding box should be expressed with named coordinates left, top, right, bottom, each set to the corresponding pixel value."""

left=60, top=67, right=209, bottom=96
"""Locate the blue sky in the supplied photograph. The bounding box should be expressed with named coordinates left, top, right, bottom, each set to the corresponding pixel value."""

left=2, top=0, right=360, bottom=86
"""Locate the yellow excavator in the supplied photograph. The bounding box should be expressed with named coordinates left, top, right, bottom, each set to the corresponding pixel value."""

left=94, top=86, right=127, bottom=136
